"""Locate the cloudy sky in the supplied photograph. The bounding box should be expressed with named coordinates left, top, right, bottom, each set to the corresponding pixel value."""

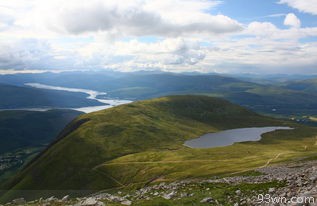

left=0, top=0, right=316, bottom=74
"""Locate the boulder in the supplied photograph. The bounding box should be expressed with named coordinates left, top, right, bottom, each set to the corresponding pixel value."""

left=12, top=198, right=26, bottom=205
left=79, top=197, right=105, bottom=206
left=121, top=200, right=132, bottom=205
left=200, top=197, right=214, bottom=203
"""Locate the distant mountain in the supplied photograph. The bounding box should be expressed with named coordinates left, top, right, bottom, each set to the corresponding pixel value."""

left=0, top=84, right=103, bottom=109
left=102, top=73, right=317, bottom=115
left=1, top=72, right=317, bottom=115
left=4, top=95, right=313, bottom=202
left=226, top=73, right=317, bottom=84
left=283, top=78, right=317, bottom=93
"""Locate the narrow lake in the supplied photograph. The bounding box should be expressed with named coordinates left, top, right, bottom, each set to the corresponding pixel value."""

left=184, top=127, right=293, bottom=148
left=23, top=83, right=132, bottom=113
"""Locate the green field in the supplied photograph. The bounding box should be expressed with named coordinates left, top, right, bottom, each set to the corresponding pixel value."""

left=1, top=95, right=317, bottom=202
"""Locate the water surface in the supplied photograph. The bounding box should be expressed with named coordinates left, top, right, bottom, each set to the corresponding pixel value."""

left=184, top=127, right=293, bottom=148
left=21, top=83, right=132, bottom=113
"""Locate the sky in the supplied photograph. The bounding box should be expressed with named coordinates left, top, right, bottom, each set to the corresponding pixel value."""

left=0, top=0, right=316, bottom=74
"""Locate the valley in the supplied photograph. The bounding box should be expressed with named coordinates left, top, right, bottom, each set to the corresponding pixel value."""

left=0, top=148, right=42, bottom=182
left=0, top=109, right=82, bottom=182
left=0, top=84, right=104, bottom=110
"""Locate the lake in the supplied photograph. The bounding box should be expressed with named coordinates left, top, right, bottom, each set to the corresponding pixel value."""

left=184, top=126, right=293, bottom=148
left=23, top=83, right=132, bottom=113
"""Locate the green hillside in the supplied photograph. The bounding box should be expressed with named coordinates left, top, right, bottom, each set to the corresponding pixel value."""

left=2, top=95, right=317, bottom=201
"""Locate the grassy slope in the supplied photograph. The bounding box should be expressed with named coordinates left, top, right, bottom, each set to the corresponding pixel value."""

left=2, top=95, right=317, bottom=201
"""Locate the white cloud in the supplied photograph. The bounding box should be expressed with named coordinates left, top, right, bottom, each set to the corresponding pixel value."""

left=76, top=38, right=206, bottom=72
left=0, top=0, right=316, bottom=74
left=0, top=39, right=48, bottom=69
left=284, top=13, right=301, bottom=28
left=246, top=21, right=317, bottom=39
left=0, top=38, right=80, bottom=70
left=0, top=0, right=242, bottom=38
left=279, top=0, right=317, bottom=15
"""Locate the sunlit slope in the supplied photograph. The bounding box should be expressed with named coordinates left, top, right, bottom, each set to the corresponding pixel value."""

left=3, top=95, right=317, bottom=197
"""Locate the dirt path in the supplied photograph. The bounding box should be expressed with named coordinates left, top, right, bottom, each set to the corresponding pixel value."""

left=92, top=167, right=125, bottom=187
left=260, top=152, right=284, bottom=168
left=93, top=153, right=285, bottom=181
left=106, top=159, right=231, bottom=164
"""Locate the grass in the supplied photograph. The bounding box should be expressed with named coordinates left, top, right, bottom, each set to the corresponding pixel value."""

left=1, top=95, right=317, bottom=202
left=99, top=136, right=317, bottom=186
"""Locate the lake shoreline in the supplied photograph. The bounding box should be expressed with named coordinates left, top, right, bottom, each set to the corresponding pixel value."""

left=1, top=83, right=133, bottom=113
left=184, top=126, right=293, bottom=149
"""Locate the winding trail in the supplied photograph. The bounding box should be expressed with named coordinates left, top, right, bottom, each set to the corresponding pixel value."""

left=90, top=151, right=295, bottom=191
left=92, top=167, right=125, bottom=187
left=93, top=159, right=234, bottom=171
left=260, top=152, right=284, bottom=168
left=92, top=152, right=287, bottom=186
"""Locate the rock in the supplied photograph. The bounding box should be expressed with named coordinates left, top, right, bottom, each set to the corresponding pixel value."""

left=268, top=188, right=275, bottom=193
left=163, top=191, right=176, bottom=200
left=12, top=198, right=26, bottom=205
left=108, top=195, right=123, bottom=202
left=80, top=197, right=104, bottom=206
left=233, top=203, right=239, bottom=206
left=310, top=176, right=317, bottom=182
left=235, top=190, right=241, bottom=195
left=121, top=200, right=132, bottom=205
left=179, top=193, right=188, bottom=198
left=61, top=195, right=69, bottom=201
left=200, top=197, right=214, bottom=203
left=45, top=196, right=58, bottom=202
